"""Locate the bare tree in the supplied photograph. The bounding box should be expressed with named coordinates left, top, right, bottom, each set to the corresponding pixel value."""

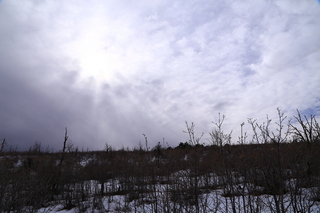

left=248, top=108, right=292, bottom=213
left=290, top=109, right=320, bottom=144
left=0, top=138, right=6, bottom=153
left=184, top=121, right=204, bottom=146
left=209, top=113, right=232, bottom=146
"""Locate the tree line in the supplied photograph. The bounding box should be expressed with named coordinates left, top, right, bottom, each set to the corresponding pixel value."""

left=0, top=109, right=319, bottom=212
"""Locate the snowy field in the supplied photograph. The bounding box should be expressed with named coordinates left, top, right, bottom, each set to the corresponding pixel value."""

left=30, top=178, right=320, bottom=213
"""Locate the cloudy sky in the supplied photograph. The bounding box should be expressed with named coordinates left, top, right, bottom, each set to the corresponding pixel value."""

left=1, top=0, right=320, bottom=151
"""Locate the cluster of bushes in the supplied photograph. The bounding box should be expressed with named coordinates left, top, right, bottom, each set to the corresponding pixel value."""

left=0, top=109, right=319, bottom=212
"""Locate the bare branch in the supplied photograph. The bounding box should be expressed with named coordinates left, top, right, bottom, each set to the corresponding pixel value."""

left=184, top=121, right=204, bottom=146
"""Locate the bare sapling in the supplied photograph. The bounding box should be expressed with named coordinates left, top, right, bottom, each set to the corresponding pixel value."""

left=209, top=113, right=232, bottom=146
left=290, top=109, right=320, bottom=144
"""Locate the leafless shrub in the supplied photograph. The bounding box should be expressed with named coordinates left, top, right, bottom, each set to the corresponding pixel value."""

left=290, top=109, right=320, bottom=144
left=210, top=113, right=232, bottom=146
left=0, top=138, right=6, bottom=153
left=2, top=109, right=320, bottom=212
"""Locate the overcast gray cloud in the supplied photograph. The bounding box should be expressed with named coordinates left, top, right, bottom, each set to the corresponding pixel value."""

left=1, top=0, right=320, bottom=150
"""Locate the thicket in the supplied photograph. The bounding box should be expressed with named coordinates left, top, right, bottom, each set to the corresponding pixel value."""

left=0, top=109, right=320, bottom=212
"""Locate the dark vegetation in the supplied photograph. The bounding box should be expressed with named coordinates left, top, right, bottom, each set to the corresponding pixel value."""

left=0, top=109, right=320, bottom=212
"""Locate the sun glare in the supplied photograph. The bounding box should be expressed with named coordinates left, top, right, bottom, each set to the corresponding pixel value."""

left=69, top=32, right=124, bottom=86
left=76, top=46, right=113, bottom=83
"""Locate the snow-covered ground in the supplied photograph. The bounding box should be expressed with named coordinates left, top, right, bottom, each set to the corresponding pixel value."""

left=33, top=180, right=320, bottom=213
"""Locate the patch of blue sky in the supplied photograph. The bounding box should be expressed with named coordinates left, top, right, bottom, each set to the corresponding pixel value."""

left=301, top=106, right=320, bottom=117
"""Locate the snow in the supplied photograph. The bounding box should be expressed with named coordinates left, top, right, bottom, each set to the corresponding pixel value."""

left=33, top=178, right=320, bottom=213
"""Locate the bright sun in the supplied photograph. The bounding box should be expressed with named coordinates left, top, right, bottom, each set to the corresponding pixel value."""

left=77, top=47, right=113, bottom=83
left=70, top=33, right=124, bottom=85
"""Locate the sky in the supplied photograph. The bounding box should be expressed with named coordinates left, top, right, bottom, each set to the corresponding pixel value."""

left=0, top=0, right=320, bottom=151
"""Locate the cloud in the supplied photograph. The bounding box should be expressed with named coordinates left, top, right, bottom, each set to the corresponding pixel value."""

left=0, top=0, right=319, bottom=150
